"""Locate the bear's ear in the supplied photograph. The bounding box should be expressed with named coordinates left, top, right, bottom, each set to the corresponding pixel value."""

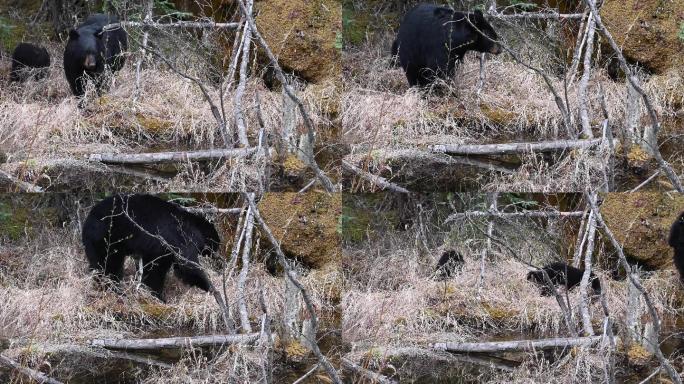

left=473, top=9, right=486, bottom=24
left=68, top=29, right=79, bottom=40
left=433, top=7, right=453, bottom=20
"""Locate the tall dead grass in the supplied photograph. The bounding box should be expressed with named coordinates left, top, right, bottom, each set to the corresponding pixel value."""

left=342, top=212, right=682, bottom=381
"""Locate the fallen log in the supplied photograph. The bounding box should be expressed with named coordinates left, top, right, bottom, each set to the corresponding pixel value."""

left=444, top=210, right=585, bottom=223
left=104, top=21, right=239, bottom=31
left=432, top=336, right=603, bottom=353
left=91, top=333, right=259, bottom=351
left=89, top=147, right=258, bottom=164
left=494, top=12, right=584, bottom=20
left=184, top=207, right=243, bottom=215
left=430, top=139, right=602, bottom=156
left=0, top=353, right=63, bottom=384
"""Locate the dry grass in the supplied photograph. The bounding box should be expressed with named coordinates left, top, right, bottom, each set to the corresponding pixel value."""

left=342, top=30, right=684, bottom=191
left=0, top=41, right=338, bottom=191
left=0, top=204, right=339, bottom=382
left=342, top=213, right=682, bottom=382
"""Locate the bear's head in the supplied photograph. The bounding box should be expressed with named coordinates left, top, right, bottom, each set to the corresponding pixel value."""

left=668, top=211, right=684, bottom=249
left=468, top=10, right=502, bottom=55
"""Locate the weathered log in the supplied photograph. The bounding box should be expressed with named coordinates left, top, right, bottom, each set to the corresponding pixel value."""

left=493, top=12, right=585, bottom=20
left=104, top=21, right=239, bottom=31
left=89, top=147, right=258, bottom=164
left=444, top=210, right=585, bottom=223
left=432, top=336, right=603, bottom=353
left=0, top=354, right=63, bottom=384
left=91, top=333, right=259, bottom=351
left=184, top=207, right=243, bottom=215
left=430, top=139, right=602, bottom=156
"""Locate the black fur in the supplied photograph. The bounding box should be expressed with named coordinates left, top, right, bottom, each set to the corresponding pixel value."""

left=10, top=43, right=50, bottom=82
left=64, top=13, right=128, bottom=96
left=669, top=212, right=684, bottom=281
left=527, top=262, right=601, bottom=296
left=82, top=194, right=220, bottom=301
left=435, top=250, right=464, bottom=280
left=393, top=4, right=502, bottom=87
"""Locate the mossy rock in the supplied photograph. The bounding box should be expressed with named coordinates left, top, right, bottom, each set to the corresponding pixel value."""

left=257, top=192, right=341, bottom=268
left=600, top=192, right=684, bottom=270
left=255, top=0, right=341, bottom=83
left=601, top=0, right=684, bottom=75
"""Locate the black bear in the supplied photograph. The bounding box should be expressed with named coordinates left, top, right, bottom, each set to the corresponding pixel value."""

left=669, top=211, right=684, bottom=282
left=10, top=43, right=51, bottom=82
left=82, top=194, right=220, bottom=301
left=527, top=262, right=601, bottom=296
left=393, top=4, right=502, bottom=87
left=64, top=13, right=128, bottom=96
left=435, top=250, right=464, bottom=280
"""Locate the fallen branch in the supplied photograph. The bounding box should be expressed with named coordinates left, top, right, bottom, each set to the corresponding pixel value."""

left=89, top=147, right=257, bottom=164
left=445, top=210, right=584, bottom=223
left=91, top=333, right=259, bottom=351
left=0, top=353, right=63, bottom=384
left=104, top=21, right=239, bottom=30
left=629, top=170, right=660, bottom=193
left=493, top=12, right=584, bottom=20
left=341, top=358, right=397, bottom=384
left=432, top=336, right=603, bottom=353
left=430, top=139, right=602, bottom=156
left=184, top=207, right=243, bottom=215
left=342, top=160, right=410, bottom=194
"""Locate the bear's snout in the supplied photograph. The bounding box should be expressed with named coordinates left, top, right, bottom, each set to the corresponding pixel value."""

left=490, top=44, right=502, bottom=55
left=83, top=54, right=97, bottom=69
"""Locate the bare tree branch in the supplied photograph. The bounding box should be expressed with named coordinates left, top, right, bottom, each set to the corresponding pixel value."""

left=244, top=193, right=341, bottom=384
left=586, top=193, right=682, bottom=384
left=235, top=0, right=337, bottom=192
left=582, top=0, right=683, bottom=192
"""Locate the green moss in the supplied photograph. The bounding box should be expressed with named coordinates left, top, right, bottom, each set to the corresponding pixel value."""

left=0, top=16, right=26, bottom=52
left=0, top=200, right=31, bottom=241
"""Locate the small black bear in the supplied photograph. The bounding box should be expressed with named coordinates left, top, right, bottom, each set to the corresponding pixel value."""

left=64, top=13, right=128, bottom=96
left=10, top=43, right=51, bottom=82
left=527, top=262, right=601, bottom=296
left=435, top=250, right=464, bottom=280
left=82, top=194, right=220, bottom=301
left=393, top=4, right=502, bottom=87
left=669, top=211, right=684, bottom=282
